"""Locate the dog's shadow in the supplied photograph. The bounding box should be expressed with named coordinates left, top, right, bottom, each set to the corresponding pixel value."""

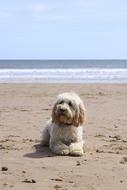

left=24, top=143, right=55, bottom=158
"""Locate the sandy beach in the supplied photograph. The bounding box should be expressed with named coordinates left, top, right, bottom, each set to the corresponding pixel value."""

left=0, top=84, right=127, bottom=190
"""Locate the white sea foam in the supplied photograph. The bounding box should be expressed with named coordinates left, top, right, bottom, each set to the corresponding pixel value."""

left=0, top=69, right=127, bottom=83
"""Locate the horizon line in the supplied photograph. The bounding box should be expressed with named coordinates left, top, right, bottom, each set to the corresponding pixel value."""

left=0, top=59, right=127, bottom=61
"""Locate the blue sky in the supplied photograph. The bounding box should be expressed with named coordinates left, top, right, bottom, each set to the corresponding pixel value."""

left=0, top=0, right=127, bottom=59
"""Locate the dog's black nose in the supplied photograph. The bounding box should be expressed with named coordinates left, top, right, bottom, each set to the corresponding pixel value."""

left=59, top=108, right=65, bottom=113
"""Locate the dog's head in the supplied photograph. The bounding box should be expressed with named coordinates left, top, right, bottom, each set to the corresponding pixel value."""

left=52, top=92, right=86, bottom=127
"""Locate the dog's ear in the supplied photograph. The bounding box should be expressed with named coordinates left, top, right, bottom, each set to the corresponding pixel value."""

left=52, top=102, right=60, bottom=124
left=52, top=103, right=56, bottom=123
left=73, top=102, right=86, bottom=127
left=79, top=102, right=86, bottom=126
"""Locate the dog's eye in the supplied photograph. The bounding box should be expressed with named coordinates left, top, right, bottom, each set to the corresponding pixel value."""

left=68, top=101, right=73, bottom=107
left=59, top=100, right=64, bottom=104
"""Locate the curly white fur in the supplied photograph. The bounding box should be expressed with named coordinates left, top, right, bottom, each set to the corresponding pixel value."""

left=41, top=92, right=86, bottom=156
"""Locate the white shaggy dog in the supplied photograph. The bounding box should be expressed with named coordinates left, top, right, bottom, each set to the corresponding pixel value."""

left=41, top=92, right=86, bottom=156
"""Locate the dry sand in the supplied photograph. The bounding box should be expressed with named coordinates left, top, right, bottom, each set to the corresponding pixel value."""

left=0, top=84, right=127, bottom=190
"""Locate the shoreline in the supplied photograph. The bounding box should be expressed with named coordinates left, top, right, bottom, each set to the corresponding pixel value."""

left=0, top=82, right=127, bottom=84
left=0, top=67, right=127, bottom=84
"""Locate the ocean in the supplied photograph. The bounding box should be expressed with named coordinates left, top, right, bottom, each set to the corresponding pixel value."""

left=0, top=60, right=127, bottom=83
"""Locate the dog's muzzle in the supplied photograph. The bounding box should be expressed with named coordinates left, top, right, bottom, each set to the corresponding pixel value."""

left=57, top=105, right=67, bottom=115
left=59, top=108, right=66, bottom=113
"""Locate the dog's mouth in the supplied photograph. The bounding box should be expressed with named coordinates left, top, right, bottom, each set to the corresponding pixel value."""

left=58, top=114, right=67, bottom=120
left=58, top=113, right=66, bottom=117
left=57, top=109, right=67, bottom=117
left=55, top=108, right=73, bottom=126
left=59, top=122, right=73, bottom=127
left=58, top=113, right=73, bottom=126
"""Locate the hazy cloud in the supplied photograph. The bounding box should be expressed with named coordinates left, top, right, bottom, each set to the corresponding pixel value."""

left=0, top=0, right=127, bottom=59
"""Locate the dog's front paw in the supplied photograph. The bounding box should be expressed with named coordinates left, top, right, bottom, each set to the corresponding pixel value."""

left=69, top=145, right=84, bottom=156
left=69, top=149, right=84, bottom=156
left=55, top=148, right=70, bottom=156
left=69, top=142, right=84, bottom=156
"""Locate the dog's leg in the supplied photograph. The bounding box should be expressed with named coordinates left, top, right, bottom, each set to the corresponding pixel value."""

left=69, top=141, right=84, bottom=156
left=49, top=141, right=70, bottom=155
left=41, top=127, right=50, bottom=146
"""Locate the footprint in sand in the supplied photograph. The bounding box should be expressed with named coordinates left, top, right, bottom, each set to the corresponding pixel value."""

left=120, top=157, right=127, bottom=164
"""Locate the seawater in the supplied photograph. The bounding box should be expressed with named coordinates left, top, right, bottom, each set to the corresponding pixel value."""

left=0, top=60, right=127, bottom=83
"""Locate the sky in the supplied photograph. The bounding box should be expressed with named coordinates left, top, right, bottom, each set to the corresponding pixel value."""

left=0, top=0, right=127, bottom=59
